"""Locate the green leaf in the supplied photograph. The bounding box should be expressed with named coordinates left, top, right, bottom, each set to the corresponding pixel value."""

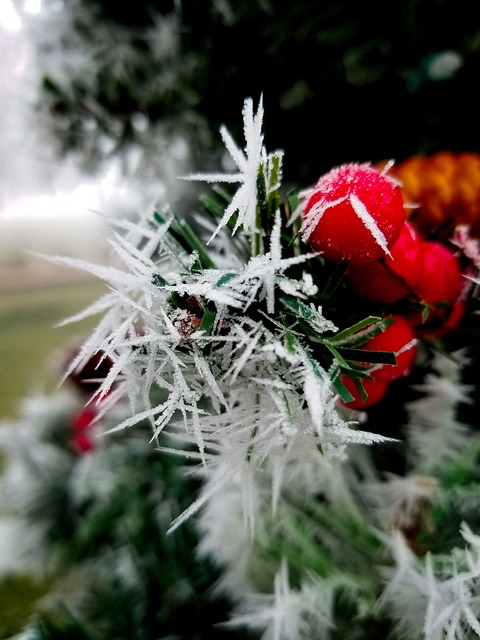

left=153, top=211, right=215, bottom=270
left=200, top=195, right=225, bottom=218
left=266, top=152, right=283, bottom=217
left=353, top=377, right=368, bottom=403
left=336, top=347, right=397, bottom=366
left=215, top=272, right=237, bottom=288
left=169, top=221, right=212, bottom=270
left=267, top=152, right=283, bottom=192
left=421, top=302, right=431, bottom=323
left=303, top=346, right=326, bottom=379
left=284, top=330, right=297, bottom=355
left=151, top=272, right=168, bottom=287
left=287, top=190, right=300, bottom=213
left=328, top=316, right=384, bottom=346
left=197, top=309, right=216, bottom=336
left=280, top=296, right=335, bottom=334
left=212, top=185, right=234, bottom=204
left=256, top=164, right=268, bottom=216
left=323, top=342, right=351, bottom=370
left=152, top=210, right=167, bottom=226
left=173, top=218, right=215, bottom=269
left=331, top=371, right=355, bottom=403
left=322, top=342, right=390, bottom=380
left=297, top=339, right=355, bottom=404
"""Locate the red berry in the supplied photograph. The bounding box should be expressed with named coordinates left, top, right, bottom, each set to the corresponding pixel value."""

left=64, top=348, right=114, bottom=396
left=340, top=315, right=417, bottom=410
left=302, top=163, right=406, bottom=265
left=72, top=408, right=96, bottom=431
left=363, top=314, right=417, bottom=382
left=406, top=241, right=464, bottom=327
left=413, top=241, right=463, bottom=305
left=416, top=299, right=466, bottom=338
left=71, top=408, right=96, bottom=454
left=347, top=222, right=423, bottom=302
left=341, top=375, right=389, bottom=409
left=72, top=432, right=95, bottom=454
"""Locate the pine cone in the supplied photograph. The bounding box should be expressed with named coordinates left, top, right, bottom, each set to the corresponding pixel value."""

left=387, top=152, right=480, bottom=239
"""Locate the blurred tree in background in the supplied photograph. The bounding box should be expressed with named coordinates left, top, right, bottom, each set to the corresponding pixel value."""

left=18, top=0, right=480, bottom=201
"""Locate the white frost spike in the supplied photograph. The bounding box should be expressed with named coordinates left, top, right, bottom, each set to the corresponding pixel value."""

left=303, top=367, right=327, bottom=435
left=230, top=561, right=335, bottom=640
left=193, top=348, right=227, bottom=411
left=182, top=96, right=268, bottom=243
left=302, top=196, right=346, bottom=241
left=349, top=194, right=392, bottom=258
left=384, top=527, right=480, bottom=640
left=405, top=351, right=473, bottom=473
left=264, top=209, right=282, bottom=313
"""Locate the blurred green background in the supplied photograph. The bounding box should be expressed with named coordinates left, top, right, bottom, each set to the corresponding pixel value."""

left=0, top=279, right=104, bottom=420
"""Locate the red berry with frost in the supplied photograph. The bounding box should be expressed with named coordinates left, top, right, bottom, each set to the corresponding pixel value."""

left=302, top=163, right=406, bottom=265
left=347, top=222, right=424, bottom=302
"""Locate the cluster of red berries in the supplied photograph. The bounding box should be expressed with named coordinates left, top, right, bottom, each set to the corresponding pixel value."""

left=303, top=163, right=467, bottom=410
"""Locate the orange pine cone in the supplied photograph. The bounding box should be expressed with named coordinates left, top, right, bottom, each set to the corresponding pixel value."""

left=384, top=152, right=480, bottom=239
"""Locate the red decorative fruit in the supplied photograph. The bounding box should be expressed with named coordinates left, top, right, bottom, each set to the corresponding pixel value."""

left=302, top=163, right=406, bottom=265
left=341, top=375, right=389, bottom=409
left=71, top=407, right=97, bottom=454
left=413, top=241, right=463, bottom=306
left=341, top=315, right=417, bottom=410
left=416, top=300, right=466, bottom=339
left=363, top=314, right=417, bottom=382
left=406, top=241, right=464, bottom=327
left=347, top=222, right=424, bottom=302
left=64, top=347, right=114, bottom=396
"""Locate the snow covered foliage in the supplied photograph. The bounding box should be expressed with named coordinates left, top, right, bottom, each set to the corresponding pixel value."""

left=384, top=526, right=480, bottom=640
left=32, top=96, right=480, bottom=639
left=404, top=351, right=474, bottom=474
left=0, top=386, right=251, bottom=640
left=47, top=97, right=396, bottom=532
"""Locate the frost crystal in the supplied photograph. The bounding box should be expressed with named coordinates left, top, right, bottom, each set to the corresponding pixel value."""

left=231, top=562, right=335, bottom=640
left=183, top=95, right=283, bottom=243
left=53, top=98, right=392, bottom=531
left=349, top=193, right=392, bottom=257
left=404, top=351, right=474, bottom=473
left=384, top=527, right=480, bottom=640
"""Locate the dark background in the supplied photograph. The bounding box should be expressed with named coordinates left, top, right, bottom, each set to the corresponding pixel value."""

left=32, top=0, right=480, bottom=192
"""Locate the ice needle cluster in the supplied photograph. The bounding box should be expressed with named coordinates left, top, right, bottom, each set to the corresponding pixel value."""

left=50, top=97, right=392, bottom=531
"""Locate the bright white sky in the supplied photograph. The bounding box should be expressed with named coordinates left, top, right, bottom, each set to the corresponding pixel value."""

left=0, top=1, right=112, bottom=261
left=0, top=0, right=40, bottom=33
left=0, top=0, right=105, bottom=221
